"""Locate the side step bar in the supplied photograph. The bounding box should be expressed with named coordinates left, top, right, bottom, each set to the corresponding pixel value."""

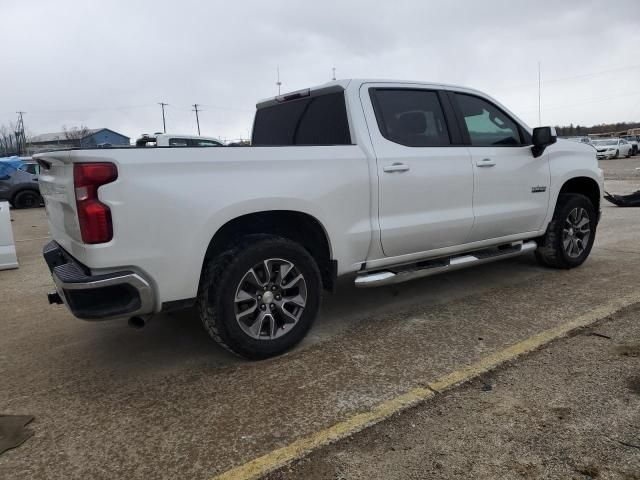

left=355, top=241, right=537, bottom=288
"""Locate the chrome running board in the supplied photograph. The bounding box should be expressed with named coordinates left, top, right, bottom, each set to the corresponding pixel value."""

left=355, top=241, right=537, bottom=288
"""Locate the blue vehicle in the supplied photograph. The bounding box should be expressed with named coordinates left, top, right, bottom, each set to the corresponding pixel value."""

left=0, top=157, right=43, bottom=208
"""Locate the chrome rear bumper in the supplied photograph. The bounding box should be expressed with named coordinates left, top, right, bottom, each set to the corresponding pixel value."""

left=43, top=241, right=154, bottom=320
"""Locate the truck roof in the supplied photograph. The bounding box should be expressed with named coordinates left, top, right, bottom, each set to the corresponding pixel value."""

left=256, top=78, right=530, bottom=133
left=256, top=78, right=488, bottom=109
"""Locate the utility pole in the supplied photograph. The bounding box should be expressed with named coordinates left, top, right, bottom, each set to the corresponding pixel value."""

left=16, top=111, right=26, bottom=156
left=192, top=104, right=201, bottom=135
left=537, top=61, right=542, bottom=127
left=158, top=102, right=168, bottom=133
left=332, top=67, right=336, bottom=81
left=276, top=67, right=282, bottom=95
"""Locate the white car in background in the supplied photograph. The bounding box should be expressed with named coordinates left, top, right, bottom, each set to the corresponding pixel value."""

left=621, top=135, right=639, bottom=156
left=565, top=136, right=592, bottom=145
left=135, top=133, right=224, bottom=147
left=592, top=138, right=632, bottom=159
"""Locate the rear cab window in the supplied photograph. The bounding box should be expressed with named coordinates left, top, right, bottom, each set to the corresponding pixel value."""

left=252, top=90, right=352, bottom=146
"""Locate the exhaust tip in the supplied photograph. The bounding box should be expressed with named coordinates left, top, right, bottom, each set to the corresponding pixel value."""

left=47, top=291, right=63, bottom=305
left=128, top=316, right=146, bottom=329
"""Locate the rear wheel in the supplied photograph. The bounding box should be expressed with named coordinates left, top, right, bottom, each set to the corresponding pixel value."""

left=198, top=235, right=322, bottom=359
left=13, top=190, right=42, bottom=209
left=535, top=194, right=596, bottom=269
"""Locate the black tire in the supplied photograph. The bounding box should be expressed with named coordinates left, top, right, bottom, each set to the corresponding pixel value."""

left=13, top=190, right=42, bottom=209
left=535, top=194, right=597, bottom=269
left=615, top=149, right=619, bottom=159
left=198, top=235, right=322, bottom=359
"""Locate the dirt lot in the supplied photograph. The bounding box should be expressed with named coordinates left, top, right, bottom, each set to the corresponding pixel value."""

left=0, top=157, right=639, bottom=479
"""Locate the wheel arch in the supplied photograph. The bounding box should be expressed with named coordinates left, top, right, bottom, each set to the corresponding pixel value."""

left=202, top=210, right=336, bottom=291
left=558, top=176, right=601, bottom=215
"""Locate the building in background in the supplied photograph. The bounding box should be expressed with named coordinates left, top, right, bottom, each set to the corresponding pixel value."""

left=28, top=128, right=130, bottom=153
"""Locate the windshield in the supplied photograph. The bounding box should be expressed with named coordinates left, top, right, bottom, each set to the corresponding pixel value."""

left=593, top=139, right=618, bottom=146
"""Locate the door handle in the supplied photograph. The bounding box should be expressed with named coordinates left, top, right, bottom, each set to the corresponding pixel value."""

left=476, top=158, right=496, bottom=167
left=383, top=162, right=410, bottom=173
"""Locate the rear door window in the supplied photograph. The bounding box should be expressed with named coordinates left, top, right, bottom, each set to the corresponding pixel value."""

left=369, top=89, right=451, bottom=147
left=252, top=92, right=352, bottom=146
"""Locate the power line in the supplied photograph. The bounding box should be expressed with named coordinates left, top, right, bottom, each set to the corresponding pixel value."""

left=496, top=63, right=640, bottom=92
left=544, top=63, right=640, bottom=85
left=519, top=91, right=640, bottom=114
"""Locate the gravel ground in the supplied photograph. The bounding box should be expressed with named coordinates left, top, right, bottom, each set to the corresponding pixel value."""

left=266, top=304, right=640, bottom=480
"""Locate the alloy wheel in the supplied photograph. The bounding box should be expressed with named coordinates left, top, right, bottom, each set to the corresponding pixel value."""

left=562, top=207, right=590, bottom=258
left=234, top=258, right=307, bottom=340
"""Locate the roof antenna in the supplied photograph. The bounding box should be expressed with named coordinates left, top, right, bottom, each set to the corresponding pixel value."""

left=332, top=67, right=336, bottom=81
left=276, top=67, right=282, bottom=95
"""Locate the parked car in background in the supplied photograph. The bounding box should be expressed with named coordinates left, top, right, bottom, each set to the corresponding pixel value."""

left=135, top=133, right=224, bottom=147
left=621, top=135, right=639, bottom=155
left=0, top=157, right=43, bottom=208
left=592, top=138, right=632, bottom=159
left=38, top=79, right=603, bottom=359
left=565, top=136, right=592, bottom=145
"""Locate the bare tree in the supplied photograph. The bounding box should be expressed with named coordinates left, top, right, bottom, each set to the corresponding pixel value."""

left=0, top=122, right=21, bottom=157
left=63, top=125, right=91, bottom=147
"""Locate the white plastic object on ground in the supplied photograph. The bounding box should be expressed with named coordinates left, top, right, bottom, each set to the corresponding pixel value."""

left=0, top=201, right=18, bottom=270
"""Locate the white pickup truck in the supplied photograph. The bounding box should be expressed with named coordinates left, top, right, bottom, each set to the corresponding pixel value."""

left=37, top=79, right=603, bottom=359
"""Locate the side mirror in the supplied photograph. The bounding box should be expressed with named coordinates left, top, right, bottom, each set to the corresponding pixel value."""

left=531, top=126, right=557, bottom=158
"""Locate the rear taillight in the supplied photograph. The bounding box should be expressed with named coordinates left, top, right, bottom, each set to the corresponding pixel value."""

left=74, top=162, right=118, bottom=244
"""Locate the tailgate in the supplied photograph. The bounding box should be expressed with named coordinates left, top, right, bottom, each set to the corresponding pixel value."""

left=35, top=151, right=81, bottom=252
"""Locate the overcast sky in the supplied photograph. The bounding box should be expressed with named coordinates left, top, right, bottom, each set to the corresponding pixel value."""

left=2, top=0, right=640, bottom=142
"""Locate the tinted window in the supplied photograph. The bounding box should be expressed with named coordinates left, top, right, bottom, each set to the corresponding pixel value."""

left=252, top=92, right=351, bottom=146
left=454, top=94, right=522, bottom=146
left=370, top=89, right=450, bottom=147
left=169, top=138, right=189, bottom=147
left=193, top=139, right=222, bottom=147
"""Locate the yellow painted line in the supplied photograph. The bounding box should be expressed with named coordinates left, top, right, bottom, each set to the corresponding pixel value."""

left=212, top=292, right=640, bottom=480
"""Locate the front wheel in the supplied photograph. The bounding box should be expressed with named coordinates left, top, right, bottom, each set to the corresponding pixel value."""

left=535, top=194, right=596, bottom=269
left=198, top=235, right=322, bottom=359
